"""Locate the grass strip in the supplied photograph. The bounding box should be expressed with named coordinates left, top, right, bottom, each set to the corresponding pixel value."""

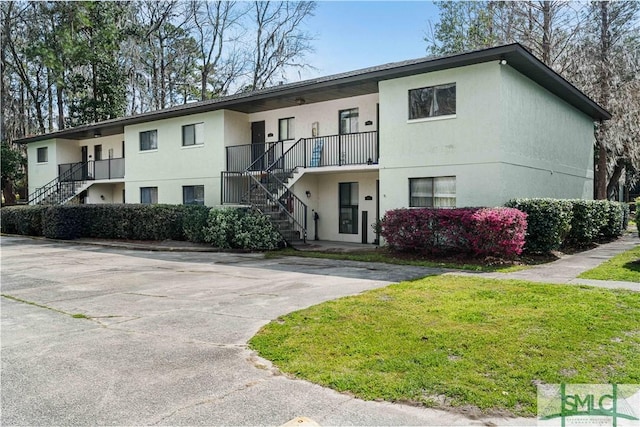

left=578, top=245, right=640, bottom=282
left=250, top=276, right=640, bottom=416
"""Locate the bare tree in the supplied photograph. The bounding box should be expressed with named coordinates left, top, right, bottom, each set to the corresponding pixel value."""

left=250, top=1, right=316, bottom=90
left=190, top=1, right=247, bottom=100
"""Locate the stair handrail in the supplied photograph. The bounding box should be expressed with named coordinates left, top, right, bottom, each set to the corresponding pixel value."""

left=28, top=161, right=88, bottom=205
left=245, top=172, right=307, bottom=242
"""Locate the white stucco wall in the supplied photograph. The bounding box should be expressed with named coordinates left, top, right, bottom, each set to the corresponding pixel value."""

left=378, top=62, right=503, bottom=212
left=86, top=183, right=125, bottom=204
left=498, top=65, right=594, bottom=200
left=294, top=170, right=378, bottom=243
left=248, top=93, right=379, bottom=144
left=27, top=139, right=58, bottom=196
left=123, top=111, right=225, bottom=205
left=377, top=61, right=596, bottom=214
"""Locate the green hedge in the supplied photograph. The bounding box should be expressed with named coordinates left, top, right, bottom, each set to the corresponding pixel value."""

left=1, top=204, right=210, bottom=241
left=504, top=198, right=573, bottom=253
left=505, top=198, right=628, bottom=253
left=203, top=208, right=283, bottom=250
left=0, top=205, right=47, bottom=236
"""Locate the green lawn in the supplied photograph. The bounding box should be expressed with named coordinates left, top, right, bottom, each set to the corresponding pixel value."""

left=266, top=248, right=529, bottom=273
left=579, top=245, right=640, bottom=282
left=250, top=276, right=640, bottom=416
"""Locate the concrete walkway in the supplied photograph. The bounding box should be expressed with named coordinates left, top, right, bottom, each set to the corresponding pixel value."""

left=451, top=233, right=639, bottom=291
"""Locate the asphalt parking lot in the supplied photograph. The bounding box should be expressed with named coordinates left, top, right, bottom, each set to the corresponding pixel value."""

left=1, top=236, right=533, bottom=426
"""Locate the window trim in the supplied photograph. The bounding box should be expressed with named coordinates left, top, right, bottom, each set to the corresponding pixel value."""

left=408, top=82, right=457, bottom=121
left=409, top=176, right=456, bottom=208
left=36, top=147, right=48, bottom=164
left=182, top=122, right=204, bottom=147
left=139, top=130, right=158, bottom=152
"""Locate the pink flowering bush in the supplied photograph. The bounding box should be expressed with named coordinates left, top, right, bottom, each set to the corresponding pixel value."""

left=380, top=207, right=527, bottom=258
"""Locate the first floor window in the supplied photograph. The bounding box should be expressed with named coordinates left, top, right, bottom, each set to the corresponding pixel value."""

left=278, top=117, right=295, bottom=141
left=140, top=187, right=158, bottom=204
left=409, top=83, right=456, bottom=119
left=37, top=147, right=48, bottom=163
left=140, top=130, right=158, bottom=151
left=339, top=182, right=359, bottom=234
left=409, top=176, right=456, bottom=208
left=183, top=185, right=205, bottom=205
left=182, top=123, right=204, bottom=146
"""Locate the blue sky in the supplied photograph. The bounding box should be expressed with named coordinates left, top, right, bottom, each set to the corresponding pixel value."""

left=298, top=1, right=440, bottom=79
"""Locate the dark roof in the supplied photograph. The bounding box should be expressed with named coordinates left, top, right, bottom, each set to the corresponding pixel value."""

left=18, top=43, right=611, bottom=144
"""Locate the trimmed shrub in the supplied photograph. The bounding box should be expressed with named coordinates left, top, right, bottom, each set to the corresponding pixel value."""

left=468, top=208, right=528, bottom=257
left=203, top=208, right=283, bottom=250
left=182, top=205, right=210, bottom=243
left=42, top=205, right=84, bottom=239
left=601, top=202, right=625, bottom=239
left=505, top=198, right=573, bottom=253
left=566, top=200, right=610, bottom=246
left=0, top=205, right=47, bottom=236
left=2, top=204, right=212, bottom=242
left=380, top=207, right=526, bottom=258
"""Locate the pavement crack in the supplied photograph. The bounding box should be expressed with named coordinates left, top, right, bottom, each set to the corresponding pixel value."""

left=1, top=294, right=96, bottom=322
left=123, top=292, right=168, bottom=298
left=150, top=378, right=268, bottom=425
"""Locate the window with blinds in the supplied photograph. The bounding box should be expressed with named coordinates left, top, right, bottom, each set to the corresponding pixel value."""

left=409, top=177, right=456, bottom=208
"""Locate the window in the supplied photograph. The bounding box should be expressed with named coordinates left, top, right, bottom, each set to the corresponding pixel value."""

left=339, top=182, right=359, bottom=234
left=37, top=147, right=48, bottom=163
left=140, top=130, right=158, bottom=151
left=278, top=117, right=295, bottom=140
left=182, top=123, right=204, bottom=146
left=409, top=177, right=456, bottom=208
left=140, top=187, right=158, bottom=204
left=183, top=185, right=205, bottom=205
left=339, top=108, right=359, bottom=134
left=408, top=83, right=456, bottom=120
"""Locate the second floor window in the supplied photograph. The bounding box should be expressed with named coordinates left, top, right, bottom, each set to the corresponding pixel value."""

left=279, top=117, right=295, bottom=141
left=339, top=108, right=359, bottom=134
left=37, top=147, right=48, bottom=163
left=140, top=130, right=158, bottom=151
left=409, top=83, right=456, bottom=120
left=182, top=123, right=204, bottom=146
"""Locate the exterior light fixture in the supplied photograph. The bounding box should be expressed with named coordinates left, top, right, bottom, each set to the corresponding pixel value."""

left=305, top=190, right=311, bottom=198
left=93, top=130, right=101, bottom=138
left=500, top=59, right=507, bottom=65
left=295, top=97, right=306, bottom=105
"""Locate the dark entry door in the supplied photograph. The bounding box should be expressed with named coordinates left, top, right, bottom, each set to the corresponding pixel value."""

left=81, top=146, right=89, bottom=180
left=251, top=121, right=265, bottom=171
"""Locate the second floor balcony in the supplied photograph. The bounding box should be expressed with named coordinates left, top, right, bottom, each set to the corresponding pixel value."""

left=226, top=131, right=379, bottom=173
left=58, top=158, right=125, bottom=182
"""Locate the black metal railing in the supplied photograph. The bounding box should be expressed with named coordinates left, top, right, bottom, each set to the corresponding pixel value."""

left=59, top=158, right=125, bottom=182
left=28, top=161, right=88, bottom=205
left=226, top=141, right=286, bottom=172
left=225, top=131, right=378, bottom=172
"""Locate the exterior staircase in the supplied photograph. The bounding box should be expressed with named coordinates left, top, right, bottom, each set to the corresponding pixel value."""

left=229, top=139, right=309, bottom=245
left=28, top=162, right=90, bottom=205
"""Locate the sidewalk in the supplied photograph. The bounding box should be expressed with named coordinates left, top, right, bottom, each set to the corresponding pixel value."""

left=451, top=233, right=639, bottom=291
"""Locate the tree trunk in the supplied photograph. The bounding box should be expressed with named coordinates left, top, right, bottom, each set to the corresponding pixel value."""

left=56, top=82, right=65, bottom=130
left=606, top=161, right=624, bottom=200
left=2, top=178, right=17, bottom=206
left=541, top=0, right=551, bottom=65
left=595, top=139, right=608, bottom=199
